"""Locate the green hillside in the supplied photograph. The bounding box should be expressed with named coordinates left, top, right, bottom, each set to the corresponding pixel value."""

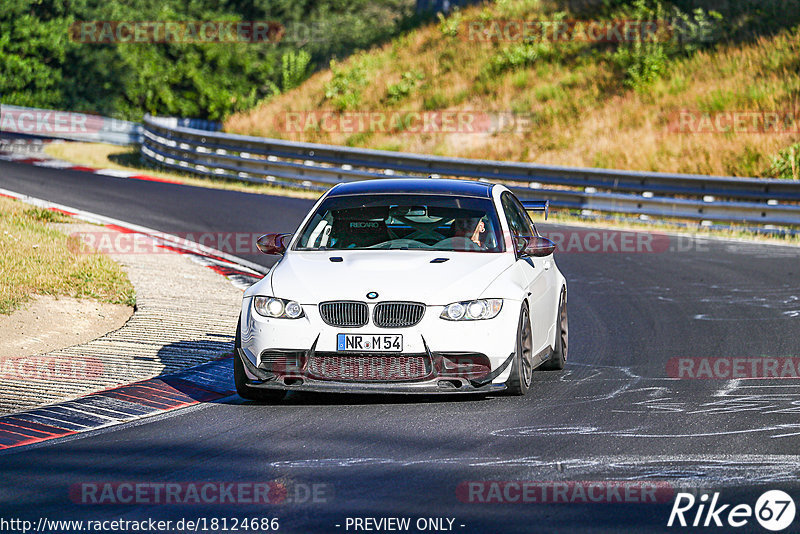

left=226, top=0, right=800, bottom=178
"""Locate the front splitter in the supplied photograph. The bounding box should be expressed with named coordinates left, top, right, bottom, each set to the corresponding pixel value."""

left=237, top=349, right=507, bottom=395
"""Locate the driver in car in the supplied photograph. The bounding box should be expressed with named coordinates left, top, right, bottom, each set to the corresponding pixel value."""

left=453, top=217, right=486, bottom=248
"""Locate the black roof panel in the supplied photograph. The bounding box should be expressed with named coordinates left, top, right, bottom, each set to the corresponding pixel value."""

left=327, top=178, right=495, bottom=198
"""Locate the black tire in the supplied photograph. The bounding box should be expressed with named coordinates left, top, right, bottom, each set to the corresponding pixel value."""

left=234, top=318, right=286, bottom=402
left=541, top=290, right=568, bottom=371
left=506, top=304, right=534, bottom=396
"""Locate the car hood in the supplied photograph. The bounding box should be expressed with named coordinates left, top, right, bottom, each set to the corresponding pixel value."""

left=250, top=250, right=515, bottom=305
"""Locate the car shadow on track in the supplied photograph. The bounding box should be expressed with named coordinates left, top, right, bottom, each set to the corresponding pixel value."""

left=154, top=339, right=495, bottom=406
left=153, top=339, right=569, bottom=407
left=153, top=340, right=492, bottom=407
left=153, top=338, right=238, bottom=403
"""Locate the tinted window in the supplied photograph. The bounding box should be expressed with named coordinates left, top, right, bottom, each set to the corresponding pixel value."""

left=295, top=194, right=505, bottom=253
left=501, top=192, right=535, bottom=238
left=510, top=194, right=539, bottom=237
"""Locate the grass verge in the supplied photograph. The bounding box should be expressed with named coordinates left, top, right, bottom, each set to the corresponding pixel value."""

left=0, top=196, right=136, bottom=315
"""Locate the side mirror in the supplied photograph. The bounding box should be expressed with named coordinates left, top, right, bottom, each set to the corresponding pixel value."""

left=256, top=233, right=291, bottom=255
left=517, top=236, right=556, bottom=258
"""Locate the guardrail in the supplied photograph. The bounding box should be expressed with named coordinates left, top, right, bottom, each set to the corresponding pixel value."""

left=0, top=104, right=142, bottom=145
left=0, top=105, right=221, bottom=146
left=140, top=114, right=799, bottom=227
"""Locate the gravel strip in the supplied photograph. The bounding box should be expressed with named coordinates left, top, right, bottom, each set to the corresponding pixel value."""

left=0, top=223, right=244, bottom=415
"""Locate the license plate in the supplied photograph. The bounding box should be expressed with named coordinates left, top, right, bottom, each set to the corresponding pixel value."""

left=337, top=334, right=403, bottom=352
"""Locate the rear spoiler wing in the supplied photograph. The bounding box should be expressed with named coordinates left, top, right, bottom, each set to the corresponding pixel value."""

left=521, top=200, right=550, bottom=220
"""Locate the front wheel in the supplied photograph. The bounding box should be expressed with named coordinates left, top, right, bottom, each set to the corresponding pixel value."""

left=234, top=318, right=286, bottom=402
left=505, top=304, right=533, bottom=396
left=541, top=290, right=568, bottom=371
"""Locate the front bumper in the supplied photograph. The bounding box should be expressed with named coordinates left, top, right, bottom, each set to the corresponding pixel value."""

left=239, top=299, right=521, bottom=394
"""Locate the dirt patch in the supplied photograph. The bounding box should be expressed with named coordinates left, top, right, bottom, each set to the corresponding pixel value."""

left=0, top=295, right=133, bottom=359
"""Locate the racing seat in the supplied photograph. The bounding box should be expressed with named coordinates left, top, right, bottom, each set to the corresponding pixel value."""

left=330, top=219, right=391, bottom=248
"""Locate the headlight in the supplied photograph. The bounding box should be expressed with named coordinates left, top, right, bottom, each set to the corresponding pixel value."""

left=253, top=296, right=304, bottom=319
left=440, top=299, right=502, bottom=321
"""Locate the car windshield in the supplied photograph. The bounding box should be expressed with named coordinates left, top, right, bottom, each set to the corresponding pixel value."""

left=295, top=194, right=504, bottom=252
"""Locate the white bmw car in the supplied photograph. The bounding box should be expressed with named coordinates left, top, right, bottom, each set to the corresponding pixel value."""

left=235, top=178, right=567, bottom=400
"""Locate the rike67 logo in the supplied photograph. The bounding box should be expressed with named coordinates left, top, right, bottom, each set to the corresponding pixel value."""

left=668, top=490, right=796, bottom=531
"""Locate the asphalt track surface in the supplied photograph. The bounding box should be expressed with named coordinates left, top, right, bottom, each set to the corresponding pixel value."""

left=2, top=159, right=800, bottom=533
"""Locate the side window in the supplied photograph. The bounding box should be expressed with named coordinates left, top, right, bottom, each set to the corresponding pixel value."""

left=511, top=196, right=539, bottom=237
left=501, top=192, right=533, bottom=239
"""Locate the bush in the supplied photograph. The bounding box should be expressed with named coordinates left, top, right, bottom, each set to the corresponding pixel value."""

left=385, top=70, right=424, bottom=104
left=766, top=143, right=800, bottom=180
left=324, top=59, right=368, bottom=111
left=423, top=92, right=449, bottom=110
left=282, top=50, right=313, bottom=92
left=0, top=0, right=417, bottom=121
left=437, top=8, right=463, bottom=38
left=610, top=0, right=723, bottom=91
left=0, top=0, right=71, bottom=108
left=481, top=44, right=540, bottom=78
